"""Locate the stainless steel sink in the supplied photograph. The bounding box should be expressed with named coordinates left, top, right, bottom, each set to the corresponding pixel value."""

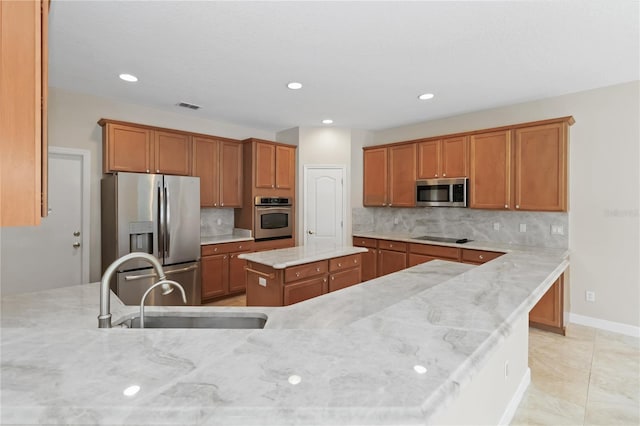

left=115, top=313, right=267, bottom=329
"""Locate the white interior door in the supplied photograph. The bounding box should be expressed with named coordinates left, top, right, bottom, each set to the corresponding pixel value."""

left=0, top=147, right=90, bottom=295
left=304, top=166, right=346, bottom=248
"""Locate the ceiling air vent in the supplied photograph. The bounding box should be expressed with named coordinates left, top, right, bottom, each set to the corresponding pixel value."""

left=177, top=101, right=201, bottom=110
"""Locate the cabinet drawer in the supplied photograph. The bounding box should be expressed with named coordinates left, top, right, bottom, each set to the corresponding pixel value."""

left=461, top=249, right=504, bottom=264
left=283, top=276, right=328, bottom=305
left=202, top=240, right=254, bottom=256
left=284, top=260, right=328, bottom=283
left=329, top=254, right=361, bottom=272
left=377, top=240, right=407, bottom=252
left=409, top=243, right=459, bottom=260
left=329, top=267, right=361, bottom=292
left=352, top=237, right=377, bottom=248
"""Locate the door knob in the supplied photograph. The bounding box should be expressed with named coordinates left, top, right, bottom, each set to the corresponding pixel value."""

left=308, top=230, right=314, bottom=235
left=73, top=231, right=80, bottom=236
left=73, top=242, right=81, bottom=248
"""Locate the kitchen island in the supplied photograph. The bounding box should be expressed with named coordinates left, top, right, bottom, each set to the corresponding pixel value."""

left=1, top=242, right=568, bottom=425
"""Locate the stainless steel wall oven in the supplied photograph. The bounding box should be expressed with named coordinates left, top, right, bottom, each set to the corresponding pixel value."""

left=254, top=197, right=293, bottom=241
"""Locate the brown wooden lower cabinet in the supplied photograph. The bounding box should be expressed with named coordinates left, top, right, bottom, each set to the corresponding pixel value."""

left=408, top=253, right=436, bottom=267
left=246, top=254, right=362, bottom=307
left=201, top=241, right=254, bottom=303
left=530, top=274, right=565, bottom=335
left=353, top=237, right=377, bottom=281
left=378, top=249, right=407, bottom=276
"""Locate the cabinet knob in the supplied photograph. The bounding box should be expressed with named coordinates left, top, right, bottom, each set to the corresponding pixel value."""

left=214, top=248, right=218, bottom=252
left=382, top=203, right=387, bottom=206
left=435, top=174, right=438, bottom=177
left=316, top=267, right=320, bottom=272
left=338, top=263, right=342, bottom=267
left=354, top=259, right=358, bottom=264
left=231, top=254, right=235, bottom=259
left=516, top=205, right=520, bottom=209
left=296, top=272, right=300, bottom=277
left=156, top=169, right=160, bottom=173
left=442, top=173, right=446, bottom=177
left=504, top=204, right=509, bottom=209
left=271, top=185, right=275, bottom=188
left=214, top=203, right=217, bottom=207
left=239, top=245, right=243, bottom=249
left=331, top=276, right=335, bottom=280
left=221, top=203, right=224, bottom=206
left=223, top=255, right=227, bottom=259
left=479, top=255, right=484, bottom=260
left=389, top=244, right=393, bottom=248
left=389, top=203, right=392, bottom=207
left=323, top=278, right=327, bottom=283
left=276, top=185, right=280, bottom=188
left=146, top=169, right=150, bottom=173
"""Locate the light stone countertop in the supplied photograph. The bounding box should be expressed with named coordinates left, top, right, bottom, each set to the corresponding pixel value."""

left=200, top=234, right=254, bottom=245
left=238, top=245, right=369, bottom=269
left=1, top=242, right=569, bottom=425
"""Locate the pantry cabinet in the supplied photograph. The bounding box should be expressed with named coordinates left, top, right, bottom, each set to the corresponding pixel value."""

left=363, top=144, right=416, bottom=207
left=1, top=0, right=49, bottom=226
left=417, top=136, right=468, bottom=179
left=192, top=136, right=242, bottom=208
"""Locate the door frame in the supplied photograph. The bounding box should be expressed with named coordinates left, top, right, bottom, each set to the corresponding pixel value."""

left=48, top=146, right=91, bottom=284
left=302, top=165, right=348, bottom=247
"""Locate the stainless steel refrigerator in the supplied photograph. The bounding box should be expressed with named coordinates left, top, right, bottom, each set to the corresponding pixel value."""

left=101, top=172, right=201, bottom=306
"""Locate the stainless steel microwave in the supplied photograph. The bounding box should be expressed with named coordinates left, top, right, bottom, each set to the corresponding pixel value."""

left=416, top=178, right=468, bottom=207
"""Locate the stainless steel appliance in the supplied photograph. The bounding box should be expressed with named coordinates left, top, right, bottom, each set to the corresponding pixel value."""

left=101, top=172, right=201, bottom=306
left=416, top=177, right=468, bottom=207
left=254, top=196, right=293, bottom=241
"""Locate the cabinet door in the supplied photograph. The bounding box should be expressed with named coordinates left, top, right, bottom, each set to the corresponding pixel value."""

left=154, top=131, right=191, bottom=175
left=469, top=130, right=512, bottom=209
left=329, top=268, right=361, bottom=292
left=0, top=0, right=47, bottom=226
left=417, top=140, right=440, bottom=179
left=460, top=249, right=504, bottom=265
left=363, top=148, right=388, bottom=206
left=283, top=276, right=328, bottom=306
left=377, top=249, right=407, bottom=277
left=105, top=123, right=153, bottom=173
left=192, top=137, right=218, bottom=207
left=275, top=145, right=295, bottom=192
left=408, top=254, right=435, bottom=267
left=228, top=252, right=249, bottom=293
left=255, top=141, right=276, bottom=189
left=514, top=123, right=567, bottom=211
left=201, top=254, right=229, bottom=300
left=388, top=144, right=416, bottom=207
left=441, top=136, right=468, bottom=178
left=360, top=248, right=377, bottom=282
left=530, top=275, right=565, bottom=334
left=219, top=141, right=243, bottom=207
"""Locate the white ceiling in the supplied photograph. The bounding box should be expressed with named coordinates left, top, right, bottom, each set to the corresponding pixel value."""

left=48, top=1, right=639, bottom=133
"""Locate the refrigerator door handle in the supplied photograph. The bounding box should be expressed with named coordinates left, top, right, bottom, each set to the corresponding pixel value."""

left=165, top=183, right=171, bottom=258
left=158, top=182, right=165, bottom=259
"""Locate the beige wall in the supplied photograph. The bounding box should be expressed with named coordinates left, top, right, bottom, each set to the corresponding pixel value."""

left=362, top=81, right=640, bottom=327
left=48, top=87, right=275, bottom=282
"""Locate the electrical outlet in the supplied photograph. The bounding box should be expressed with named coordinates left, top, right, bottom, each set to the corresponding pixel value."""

left=551, top=225, right=564, bottom=235
left=519, top=223, right=527, bottom=232
left=504, top=360, right=509, bottom=379
left=586, top=291, right=596, bottom=302
left=216, top=218, right=222, bottom=226
left=393, top=216, right=399, bottom=225
left=493, top=222, right=500, bottom=231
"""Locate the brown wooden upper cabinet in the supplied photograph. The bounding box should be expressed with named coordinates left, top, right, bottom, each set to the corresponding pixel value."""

left=363, top=144, right=416, bottom=207
left=418, top=136, right=468, bottom=179
left=192, top=137, right=243, bottom=208
left=1, top=0, right=49, bottom=226
left=250, top=139, right=296, bottom=196
left=514, top=122, right=568, bottom=211
left=470, top=118, right=572, bottom=211
left=100, top=120, right=191, bottom=176
left=469, top=130, right=512, bottom=210
left=153, top=130, right=191, bottom=175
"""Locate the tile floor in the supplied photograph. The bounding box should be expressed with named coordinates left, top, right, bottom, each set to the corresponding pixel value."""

left=512, top=324, right=640, bottom=425
left=207, top=295, right=639, bottom=425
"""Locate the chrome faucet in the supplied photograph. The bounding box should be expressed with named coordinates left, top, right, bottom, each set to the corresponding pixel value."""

left=139, top=280, right=187, bottom=328
left=99, top=252, right=168, bottom=328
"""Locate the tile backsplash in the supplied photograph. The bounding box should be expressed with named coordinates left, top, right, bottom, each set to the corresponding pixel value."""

left=352, top=207, right=568, bottom=248
left=200, top=208, right=235, bottom=236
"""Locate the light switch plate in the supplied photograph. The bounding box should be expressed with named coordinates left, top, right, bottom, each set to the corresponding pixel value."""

left=493, top=222, right=500, bottom=231
left=519, top=224, right=527, bottom=232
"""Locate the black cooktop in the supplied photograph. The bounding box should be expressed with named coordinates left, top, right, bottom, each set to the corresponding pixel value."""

left=414, top=235, right=472, bottom=244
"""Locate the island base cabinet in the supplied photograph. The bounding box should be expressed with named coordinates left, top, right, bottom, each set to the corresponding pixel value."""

left=530, top=274, right=565, bottom=335
left=246, top=262, right=283, bottom=306
left=284, top=277, right=328, bottom=305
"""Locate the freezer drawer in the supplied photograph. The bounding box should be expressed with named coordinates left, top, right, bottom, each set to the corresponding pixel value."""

left=116, top=261, right=201, bottom=306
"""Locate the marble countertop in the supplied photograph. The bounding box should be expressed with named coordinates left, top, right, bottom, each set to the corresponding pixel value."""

left=238, top=245, right=369, bottom=269
left=1, top=241, right=568, bottom=425
left=201, top=229, right=253, bottom=245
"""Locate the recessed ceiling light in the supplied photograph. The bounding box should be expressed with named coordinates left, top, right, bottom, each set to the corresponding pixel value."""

left=119, top=73, right=138, bottom=83
left=322, top=119, right=333, bottom=124
left=418, top=93, right=435, bottom=100
left=287, top=82, right=303, bottom=90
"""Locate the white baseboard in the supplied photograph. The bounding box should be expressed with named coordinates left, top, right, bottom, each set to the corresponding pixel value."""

left=498, top=367, right=531, bottom=426
left=569, top=313, right=640, bottom=338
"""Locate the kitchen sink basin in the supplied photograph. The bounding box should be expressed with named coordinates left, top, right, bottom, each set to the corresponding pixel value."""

left=115, top=313, right=267, bottom=329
